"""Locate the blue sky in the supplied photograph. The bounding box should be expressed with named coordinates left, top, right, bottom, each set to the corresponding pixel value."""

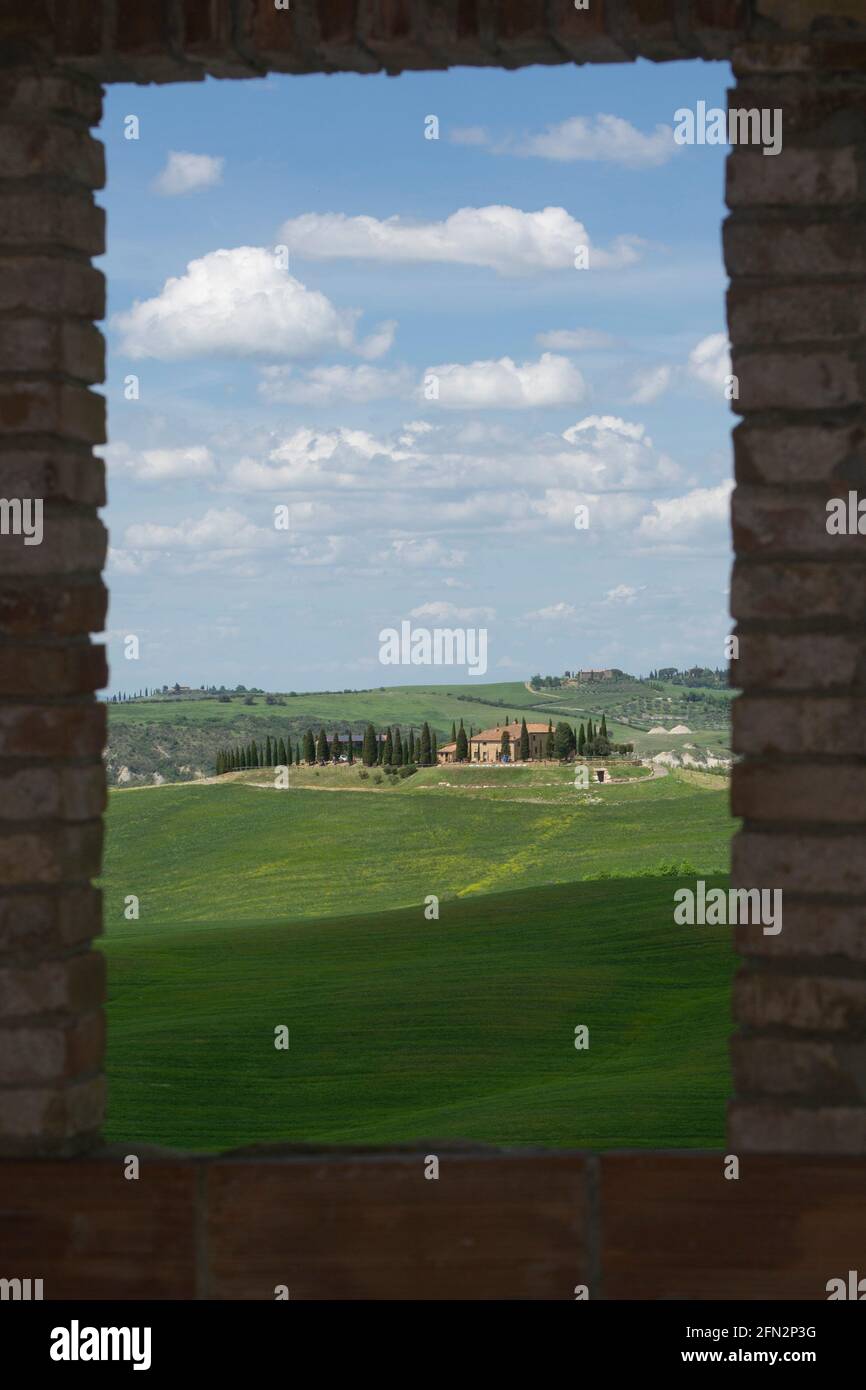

left=97, top=59, right=734, bottom=694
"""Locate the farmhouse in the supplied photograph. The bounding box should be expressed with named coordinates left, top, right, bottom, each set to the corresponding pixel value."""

left=438, top=722, right=550, bottom=765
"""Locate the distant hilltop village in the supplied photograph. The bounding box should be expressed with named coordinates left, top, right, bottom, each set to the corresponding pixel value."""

left=573, top=668, right=624, bottom=682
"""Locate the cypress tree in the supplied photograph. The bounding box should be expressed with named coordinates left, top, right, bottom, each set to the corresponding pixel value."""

left=331, top=729, right=343, bottom=761
left=250, top=739, right=259, bottom=767
left=383, top=727, right=393, bottom=765
left=431, top=730, right=438, bottom=762
left=600, top=713, right=608, bottom=740
left=362, top=723, right=377, bottom=766
left=316, top=728, right=329, bottom=762
left=408, top=729, right=415, bottom=764
left=295, top=740, right=301, bottom=765
left=303, top=729, right=316, bottom=764
left=420, top=722, right=432, bottom=766
left=451, top=721, right=457, bottom=743
left=500, top=729, right=511, bottom=761
left=265, top=735, right=273, bottom=766
left=278, top=737, right=287, bottom=765
left=578, top=723, right=586, bottom=756
left=285, top=737, right=292, bottom=766
left=545, top=720, right=555, bottom=760
left=456, top=718, right=468, bottom=762
left=519, top=717, right=530, bottom=761
left=393, top=727, right=403, bottom=766
left=347, top=730, right=354, bottom=764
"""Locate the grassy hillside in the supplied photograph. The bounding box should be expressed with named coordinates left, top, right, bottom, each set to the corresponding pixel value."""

left=106, top=678, right=732, bottom=785
left=101, top=770, right=732, bottom=926
left=102, top=874, right=734, bottom=1151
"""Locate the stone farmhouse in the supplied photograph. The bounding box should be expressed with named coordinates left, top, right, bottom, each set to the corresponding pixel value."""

left=438, top=721, right=550, bottom=765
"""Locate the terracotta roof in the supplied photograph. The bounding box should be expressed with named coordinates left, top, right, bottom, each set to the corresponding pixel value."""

left=438, top=743, right=457, bottom=753
left=471, top=722, right=549, bottom=741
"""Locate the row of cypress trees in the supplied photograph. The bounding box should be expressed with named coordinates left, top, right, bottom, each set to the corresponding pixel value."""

left=214, top=722, right=440, bottom=775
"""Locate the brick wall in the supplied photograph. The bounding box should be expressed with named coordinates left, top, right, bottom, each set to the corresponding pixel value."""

left=726, top=41, right=866, bottom=1154
left=1, top=0, right=865, bottom=1294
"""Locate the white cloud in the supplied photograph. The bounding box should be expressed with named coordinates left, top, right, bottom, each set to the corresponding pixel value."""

left=153, top=151, right=224, bottom=196
left=101, top=441, right=216, bottom=482
left=628, top=364, right=672, bottom=405
left=124, top=507, right=277, bottom=553
left=687, top=333, right=731, bottom=391
left=605, top=584, right=645, bottom=605
left=279, top=206, right=643, bottom=277
left=514, top=115, right=678, bottom=168
left=637, top=480, right=733, bottom=546
left=113, top=247, right=392, bottom=361
left=536, top=327, right=617, bottom=352
left=381, top=538, right=466, bottom=569
left=523, top=602, right=576, bottom=621
left=427, top=353, right=587, bottom=409
left=258, top=362, right=411, bottom=405
left=449, top=126, right=490, bottom=146
left=409, top=601, right=495, bottom=622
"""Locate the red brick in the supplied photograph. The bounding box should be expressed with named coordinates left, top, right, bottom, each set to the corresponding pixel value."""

left=732, top=761, right=866, bottom=823
left=733, top=488, right=861, bottom=557
left=0, top=1075, right=105, bottom=1149
left=0, top=821, right=103, bottom=887
left=0, top=516, right=107, bottom=578
left=728, top=282, right=866, bottom=345
left=731, top=1036, right=866, bottom=1103
left=729, top=1102, right=866, bottom=1154
left=736, top=632, right=865, bottom=693
left=0, top=191, right=105, bottom=256
left=734, top=695, right=866, bottom=758
left=0, top=258, right=104, bottom=317
left=734, top=969, right=866, bottom=1034
left=0, top=1158, right=197, bottom=1289
left=0, top=950, right=105, bottom=1020
left=731, top=559, right=866, bottom=622
left=602, top=1154, right=866, bottom=1293
left=733, top=827, right=866, bottom=895
left=735, top=898, right=866, bottom=963
left=725, top=218, right=866, bottom=278
left=0, top=381, right=106, bottom=443
left=733, top=419, right=866, bottom=488
left=0, top=644, right=107, bottom=698
left=0, top=764, right=105, bottom=821
left=0, top=703, right=105, bottom=759
left=0, top=451, right=105, bottom=507
left=727, top=146, right=861, bottom=207
left=0, top=580, right=107, bottom=639
left=0, top=886, right=102, bottom=960
left=0, top=124, right=104, bottom=186
left=207, top=1152, right=587, bottom=1299
left=0, top=316, right=105, bottom=380
left=0, top=1010, right=104, bottom=1083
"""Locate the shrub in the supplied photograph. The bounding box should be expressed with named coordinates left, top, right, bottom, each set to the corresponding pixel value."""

left=398, top=764, right=418, bottom=779
left=357, top=769, right=369, bottom=781
left=373, top=773, right=383, bottom=785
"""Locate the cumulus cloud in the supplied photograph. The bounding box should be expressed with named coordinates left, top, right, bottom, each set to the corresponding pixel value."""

left=113, top=247, right=393, bottom=361
left=124, top=507, right=277, bottom=552
left=628, top=364, right=672, bottom=405
left=605, top=584, right=645, bottom=605
left=153, top=151, right=224, bottom=196
left=426, top=353, right=587, bottom=409
left=536, top=327, right=617, bottom=352
left=410, top=601, right=495, bottom=622
left=637, top=480, right=733, bottom=547
left=278, top=206, right=643, bottom=277
left=381, top=537, right=466, bottom=569
left=101, top=442, right=216, bottom=482
left=258, top=361, right=411, bottom=405
left=514, top=115, right=678, bottom=168
left=523, top=601, right=576, bottom=621
left=687, top=333, right=731, bottom=391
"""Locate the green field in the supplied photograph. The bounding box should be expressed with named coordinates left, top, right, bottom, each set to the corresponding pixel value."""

left=100, top=768, right=735, bottom=1150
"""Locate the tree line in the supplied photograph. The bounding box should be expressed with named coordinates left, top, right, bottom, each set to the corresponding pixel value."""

left=215, top=722, right=440, bottom=775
